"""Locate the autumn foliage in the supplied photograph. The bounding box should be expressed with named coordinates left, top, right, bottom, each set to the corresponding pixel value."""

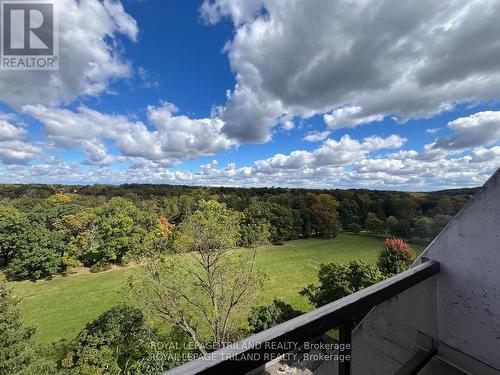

left=377, top=238, right=416, bottom=276
left=159, top=215, right=176, bottom=238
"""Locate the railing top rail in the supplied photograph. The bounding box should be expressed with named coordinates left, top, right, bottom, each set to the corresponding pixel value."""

left=164, top=259, right=440, bottom=375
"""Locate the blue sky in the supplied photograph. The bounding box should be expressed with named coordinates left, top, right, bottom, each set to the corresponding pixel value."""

left=0, top=0, right=499, bottom=190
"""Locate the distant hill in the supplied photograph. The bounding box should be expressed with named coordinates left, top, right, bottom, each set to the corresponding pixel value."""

left=429, top=187, right=480, bottom=197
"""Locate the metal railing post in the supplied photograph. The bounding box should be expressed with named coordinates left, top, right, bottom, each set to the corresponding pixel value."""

left=339, top=320, right=353, bottom=375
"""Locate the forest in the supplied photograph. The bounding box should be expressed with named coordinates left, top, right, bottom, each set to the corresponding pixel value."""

left=0, top=183, right=474, bottom=374
left=0, top=183, right=472, bottom=280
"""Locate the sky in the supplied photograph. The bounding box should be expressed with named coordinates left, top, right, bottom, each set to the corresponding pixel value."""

left=0, top=0, right=499, bottom=190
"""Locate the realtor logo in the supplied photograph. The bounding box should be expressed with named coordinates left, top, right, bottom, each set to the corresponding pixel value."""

left=1, top=0, right=58, bottom=70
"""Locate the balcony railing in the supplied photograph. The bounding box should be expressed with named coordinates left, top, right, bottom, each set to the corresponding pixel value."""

left=164, top=259, right=440, bottom=375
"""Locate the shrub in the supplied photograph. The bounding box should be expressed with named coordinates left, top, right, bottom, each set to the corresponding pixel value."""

left=377, top=238, right=416, bottom=276
left=62, top=256, right=83, bottom=274
left=366, top=217, right=386, bottom=234
left=89, top=260, right=112, bottom=273
left=248, top=299, right=302, bottom=333
left=300, top=260, right=383, bottom=307
left=347, top=223, right=361, bottom=233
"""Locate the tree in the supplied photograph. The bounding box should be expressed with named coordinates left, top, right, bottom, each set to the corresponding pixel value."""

left=414, top=217, right=432, bottom=239
left=53, top=208, right=97, bottom=269
left=347, top=223, right=361, bottom=233
left=392, top=219, right=412, bottom=239
left=248, top=299, right=302, bottom=333
left=309, top=194, right=341, bottom=238
left=377, top=238, right=416, bottom=276
left=0, top=205, right=29, bottom=267
left=432, top=214, right=451, bottom=236
left=244, top=200, right=294, bottom=243
left=93, top=198, right=141, bottom=264
left=8, top=224, right=62, bottom=281
left=386, top=216, right=399, bottom=235
left=238, top=220, right=271, bottom=248
left=339, top=199, right=359, bottom=227
left=365, top=212, right=386, bottom=234
left=300, top=261, right=383, bottom=307
left=129, top=201, right=264, bottom=354
left=89, top=198, right=158, bottom=265
left=62, top=305, right=154, bottom=375
left=0, top=275, right=56, bottom=375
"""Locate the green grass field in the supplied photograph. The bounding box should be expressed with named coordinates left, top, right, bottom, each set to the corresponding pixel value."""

left=9, top=234, right=424, bottom=348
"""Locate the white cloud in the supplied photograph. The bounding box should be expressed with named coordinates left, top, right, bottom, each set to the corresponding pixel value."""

left=470, top=146, right=500, bottom=163
left=0, top=0, right=138, bottom=109
left=201, top=0, right=265, bottom=25
left=313, top=135, right=406, bottom=167
left=146, top=101, right=237, bottom=160
left=0, top=117, right=38, bottom=164
left=324, top=106, right=384, bottom=130
left=23, top=101, right=236, bottom=166
left=426, top=128, right=442, bottom=134
left=0, top=120, right=27, bottom=141
left=254, top=134, right=405, bottom=173
left=1, top=141, right=498, bottom=190
left=433, top=111, right=500, bottom=150
left=303, top=130, right=331, bottom=142
left=0, top=140, right=40, bottom=165
left=280, top=119, right=295, bottom=131
left=202, top=0, right=500, bottom=142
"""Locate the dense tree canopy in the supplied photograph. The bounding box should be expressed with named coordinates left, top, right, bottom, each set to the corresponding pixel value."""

left=248, top=299, right=302, bottom=333
left=61, top=305, right=159, bottom=375
left=0, top=183, right=471, bottom=280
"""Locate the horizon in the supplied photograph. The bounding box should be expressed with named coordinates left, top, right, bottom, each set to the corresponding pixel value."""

left=0, top=181, right=482, bottom=194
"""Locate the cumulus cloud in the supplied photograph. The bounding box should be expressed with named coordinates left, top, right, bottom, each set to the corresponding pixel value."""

left=469, top=146, right=500, bottom=163
left=23, top=101, right=236, bottom=166
left=0, top=120, right=27, bottom=141
left=202, top=0, right=500, bottom=141
left=3, top=140, right=498, bottom=190
left=433, top=111, right=500, bottom=150
left=254, top=134, right=406, bottom=173
left=0, top=118, right=39, bottom=164
left=313, top=135, right=406, bottom=167
left=324, top=106, right=384, bottom=130
left=147, top=101, right=237, bottom=161
left=0, top=140, right=40, bottom=165
left=0, top=0, right=138, bottom=109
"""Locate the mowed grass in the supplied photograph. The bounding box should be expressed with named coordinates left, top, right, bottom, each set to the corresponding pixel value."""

left=254, top=235, right=392, bottom=310
left=9, top=234, right=424, bottom=347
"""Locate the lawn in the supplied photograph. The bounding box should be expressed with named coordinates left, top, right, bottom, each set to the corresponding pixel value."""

left=9, top=233, right=424, bottom=348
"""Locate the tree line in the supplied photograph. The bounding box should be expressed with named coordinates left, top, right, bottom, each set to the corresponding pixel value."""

left=0, top=183, right=471, bottom=281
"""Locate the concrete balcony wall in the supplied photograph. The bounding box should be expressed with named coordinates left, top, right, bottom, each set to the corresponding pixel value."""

left=351, top=277, right=438, bottom=374
left=352, top=168, right=500, bottom=373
